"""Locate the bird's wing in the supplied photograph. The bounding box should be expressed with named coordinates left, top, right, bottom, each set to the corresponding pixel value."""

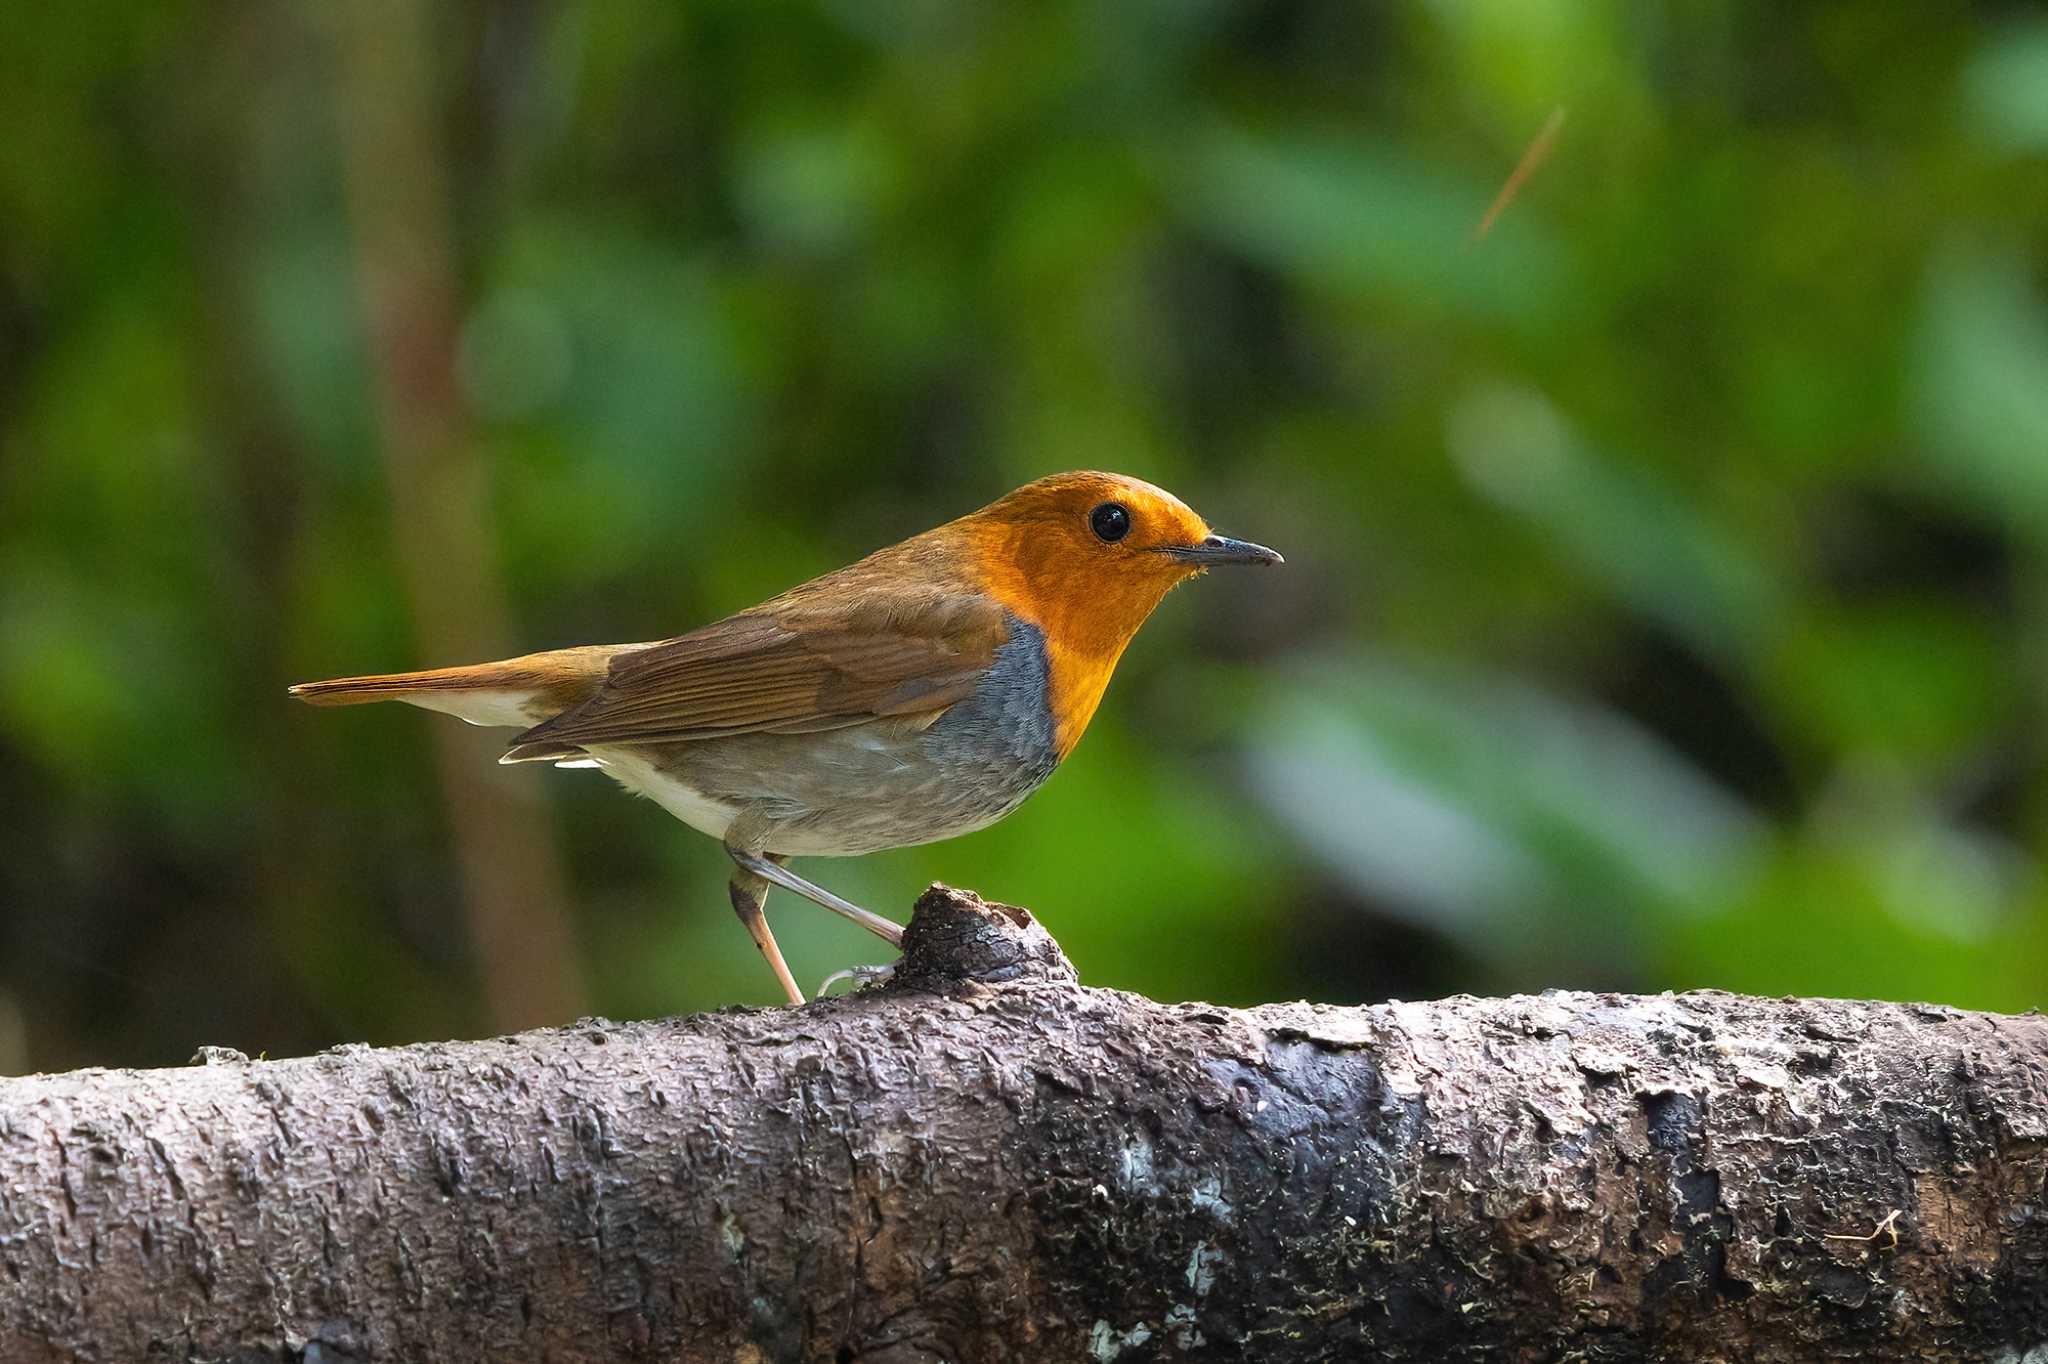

left=508, top=587, right=1010, bottom=750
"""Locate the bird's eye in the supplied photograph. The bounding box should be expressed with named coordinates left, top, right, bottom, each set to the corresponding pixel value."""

left=1089, top=502, right=1132, bottom=543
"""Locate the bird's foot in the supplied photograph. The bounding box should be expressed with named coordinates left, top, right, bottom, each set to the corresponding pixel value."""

left=818, top=963, right=897, bottom=997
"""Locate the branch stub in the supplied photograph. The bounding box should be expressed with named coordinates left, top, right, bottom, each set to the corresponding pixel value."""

left=893, top=882, right=1078, bottom=991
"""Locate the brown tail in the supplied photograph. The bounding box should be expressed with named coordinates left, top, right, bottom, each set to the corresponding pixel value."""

left=289, top=645, right=633, bottom=728
left=289, top=664, right=509, bottom=707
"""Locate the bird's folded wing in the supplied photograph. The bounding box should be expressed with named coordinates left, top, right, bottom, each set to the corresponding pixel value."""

left=509, top=589, right=1010, bottom=749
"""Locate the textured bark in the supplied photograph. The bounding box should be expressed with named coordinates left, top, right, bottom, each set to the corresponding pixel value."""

left=2, top=888, right=2045, bottom=1363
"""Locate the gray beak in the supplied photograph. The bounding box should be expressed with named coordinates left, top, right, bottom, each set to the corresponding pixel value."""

left=1160, top=534, right=1284, bottom=567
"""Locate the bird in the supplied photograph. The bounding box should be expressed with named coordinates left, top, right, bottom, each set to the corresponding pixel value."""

left=291, top=471, right=1281, bottom=1005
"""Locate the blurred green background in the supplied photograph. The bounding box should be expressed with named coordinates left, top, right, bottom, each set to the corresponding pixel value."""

left=5, top=1, right=2047, bottom=1073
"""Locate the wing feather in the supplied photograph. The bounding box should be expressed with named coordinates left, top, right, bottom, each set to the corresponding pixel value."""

left=512, top=585, right=1009, bottom=749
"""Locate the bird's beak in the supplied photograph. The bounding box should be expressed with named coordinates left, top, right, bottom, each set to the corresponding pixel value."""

left=1158, top=534, right=1284, bottom=567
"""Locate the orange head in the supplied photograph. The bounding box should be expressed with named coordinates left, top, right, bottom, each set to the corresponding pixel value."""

left=945, top=471, right=1281, bottom=757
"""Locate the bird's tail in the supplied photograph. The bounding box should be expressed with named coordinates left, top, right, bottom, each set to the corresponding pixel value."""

left=288, top=645, right=633, bottom=730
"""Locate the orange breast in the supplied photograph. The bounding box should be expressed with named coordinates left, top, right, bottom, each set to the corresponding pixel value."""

left=966, top=530, right=1178, bottom=761
left=1027, top=632, right=1123, bottom=761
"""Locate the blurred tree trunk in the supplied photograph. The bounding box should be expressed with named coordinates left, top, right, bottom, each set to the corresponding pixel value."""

left=327, top=0, right=584, bottom=1030
left=1, top=887, right=2043, bottom=1364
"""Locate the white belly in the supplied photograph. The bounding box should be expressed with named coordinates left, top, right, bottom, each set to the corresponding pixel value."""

left=583, top=745, right=741, bottom=844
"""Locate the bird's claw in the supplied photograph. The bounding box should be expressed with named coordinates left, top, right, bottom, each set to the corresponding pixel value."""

left=818, top=963, right=897, bottom=996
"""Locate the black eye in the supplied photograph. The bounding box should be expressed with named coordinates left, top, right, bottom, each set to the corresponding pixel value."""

left=1089, top=502, right=1131, bottom=543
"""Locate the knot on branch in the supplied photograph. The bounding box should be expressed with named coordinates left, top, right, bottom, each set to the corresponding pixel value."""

left=894, top=883, right=1077, bottom=991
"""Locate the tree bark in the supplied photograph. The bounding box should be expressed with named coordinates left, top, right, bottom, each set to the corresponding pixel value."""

left=2, top=888, right=2044, bottom=1363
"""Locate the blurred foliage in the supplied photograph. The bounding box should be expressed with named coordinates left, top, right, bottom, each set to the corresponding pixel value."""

left=3, top=1, right=2047, bottom=1072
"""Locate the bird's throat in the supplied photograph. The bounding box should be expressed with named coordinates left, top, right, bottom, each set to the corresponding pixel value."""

left=979, top=562, right=1179, bottom=760
left=1038, top=637, right=1127, bottom=760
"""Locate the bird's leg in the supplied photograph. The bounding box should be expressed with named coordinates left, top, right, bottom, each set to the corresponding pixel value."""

left=725, top=847, right=905, bottom=950
left=818, top=962, right=897, bottom=996
left=728, top=864, right=804, bottom=1006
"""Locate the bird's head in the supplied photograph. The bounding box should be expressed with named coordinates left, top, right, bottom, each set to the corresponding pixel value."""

left=951, top=471, right=1282, bottom=752
left=976, top=470, right=1280, bottom=582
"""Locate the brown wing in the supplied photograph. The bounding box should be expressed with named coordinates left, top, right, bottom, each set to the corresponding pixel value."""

left=509, top=586, right=1010, bottom=750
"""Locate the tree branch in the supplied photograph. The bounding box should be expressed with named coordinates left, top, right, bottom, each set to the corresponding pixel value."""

left=3, top=888, right=2044, bottom=1362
